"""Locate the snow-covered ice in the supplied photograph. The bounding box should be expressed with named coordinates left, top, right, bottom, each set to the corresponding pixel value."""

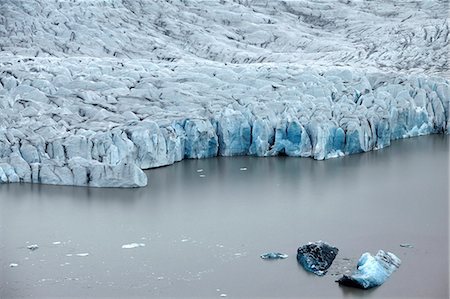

left=0, top=0, right=448, bottom=187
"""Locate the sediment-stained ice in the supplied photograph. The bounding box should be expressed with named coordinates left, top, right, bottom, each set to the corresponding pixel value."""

left=0, top=0, right=448, bottom=187
left=337, top=250, right=401, bottom=289
left=297, top=241, right=339, bottom=276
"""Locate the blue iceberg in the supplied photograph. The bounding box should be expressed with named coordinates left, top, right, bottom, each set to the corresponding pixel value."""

left=297, top=241, right=339, bottom=276
left=337, top=250, right=401, bottom=289
left=260, top=252, right=288, bottom=260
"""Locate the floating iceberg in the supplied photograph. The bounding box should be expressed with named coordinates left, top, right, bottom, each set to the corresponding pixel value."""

left=66, top=253, right=89, bottom=257
left=297, top=241, right=338, bottom=276
left=337, top=250, right=401, bottom=289
left=122, top=243, right=146, bottom=249
left=27, top=244, right=39, bottom=251
left=260, top=252, right=288, bottom=260
left=0, top=0, right=448, bottom=187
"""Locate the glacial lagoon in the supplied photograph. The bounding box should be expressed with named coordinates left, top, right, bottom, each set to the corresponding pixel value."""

left=1, top=135, right=448, bottom=298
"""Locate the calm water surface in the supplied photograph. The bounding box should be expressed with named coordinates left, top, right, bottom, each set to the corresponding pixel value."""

left=0, top=135, right=449, bottom=299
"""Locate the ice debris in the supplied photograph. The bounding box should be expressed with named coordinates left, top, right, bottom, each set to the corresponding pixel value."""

left=400, top=243, right=414, bottom=248
left=27, top=244, right=39, bottom=251
left=337, top=250, right=401, bottom=289
left=122, top=243, right=146, bottom=249
left=9, top=263, right=18, bottom=268
left=297, top=241, right=339, bottom=276
left=75, top=253, right=89, bottom=257
left=260, top=252, right=288, bottom=260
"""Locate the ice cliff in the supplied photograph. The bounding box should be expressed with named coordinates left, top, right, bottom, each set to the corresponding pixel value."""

left=0, top=0, right=448, bottom=187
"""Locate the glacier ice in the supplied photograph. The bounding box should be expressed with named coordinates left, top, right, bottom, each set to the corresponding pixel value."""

left=122, top=243, right=146, bottom=249
left=0, top=0, right=448, bottom=187
left=260, top=252, right=288, bottom=260
left=74, top=253, right=89, bottom=257
left=297, top=241, right=339, bottom=276
left=337, top=250, right=401, bottom=289
left=27, top=244, right=39, bottom=251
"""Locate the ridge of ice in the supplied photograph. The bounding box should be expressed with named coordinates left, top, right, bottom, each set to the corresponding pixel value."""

left=0, top=0, right=448, bottom=188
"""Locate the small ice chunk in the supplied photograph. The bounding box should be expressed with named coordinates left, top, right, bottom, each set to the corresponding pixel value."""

left=157, top=276, right=164, bottom=280
left=181, top=239, right=190, bottom=242
left=75, top=253, right=89, bottom=257
left=9, top=263, right=18, bottom=267
left=122, top=243, right=146, bottom=249
left=199, top=174, right=206, bottom=178
left=52, top=241, right=61, bottom=245
left=27, top=244, right=39, bottom=251
left=400, top=243, right=413, bottom=248
left=239, top=167, right=247, bottom=171
left=196, top=169, right=204, bottom=173
left=220, top=294, right=227, bottom=297
left=260, top=252, right=288, bottom=259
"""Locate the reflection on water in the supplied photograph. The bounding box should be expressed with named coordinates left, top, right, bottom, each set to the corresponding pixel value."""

left=0, top=135, right=448, bottom=298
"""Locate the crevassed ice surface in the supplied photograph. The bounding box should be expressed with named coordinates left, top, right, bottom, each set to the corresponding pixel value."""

left=0, top=0, right=448, bottom=187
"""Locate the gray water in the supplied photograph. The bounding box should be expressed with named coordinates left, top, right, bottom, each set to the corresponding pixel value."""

left=0, top=135, right=449, bottom=299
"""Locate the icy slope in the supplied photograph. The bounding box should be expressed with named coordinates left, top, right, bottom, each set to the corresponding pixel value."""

left=0, top=0, right=448, bottom=187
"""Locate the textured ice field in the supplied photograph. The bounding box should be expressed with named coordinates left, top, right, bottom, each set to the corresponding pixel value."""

left=0, top=0, right=449, bottom=187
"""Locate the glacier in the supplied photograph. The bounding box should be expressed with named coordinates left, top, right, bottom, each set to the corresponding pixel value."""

left=0, top=0, right=448, bottom=187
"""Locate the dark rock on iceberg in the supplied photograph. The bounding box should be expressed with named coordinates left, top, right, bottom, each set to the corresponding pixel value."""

left=297, top=241, right=339, bottom=276
left=260, top=252, right=288, bottom=260
left=337, top=250, right=401, bottom=289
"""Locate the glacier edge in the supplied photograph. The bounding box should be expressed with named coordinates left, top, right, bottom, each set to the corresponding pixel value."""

left=0, top=65, right=448, bottom=188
